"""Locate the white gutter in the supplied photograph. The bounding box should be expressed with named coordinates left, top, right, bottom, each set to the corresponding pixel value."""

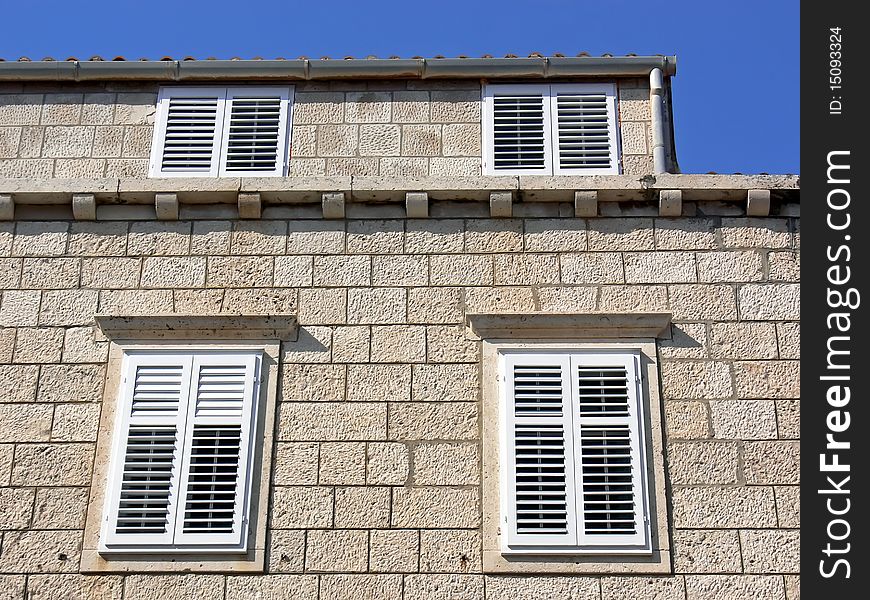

left=649, top=67, right=667, bottom=174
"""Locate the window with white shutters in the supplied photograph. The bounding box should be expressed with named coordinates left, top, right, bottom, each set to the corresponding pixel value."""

left=500, top=349, right=651, bottom=554
left=149, top=86, right=292, bottom=178
left=483, top=83, right=619, bottom=176
left=101, top=350, right=260, bottom=553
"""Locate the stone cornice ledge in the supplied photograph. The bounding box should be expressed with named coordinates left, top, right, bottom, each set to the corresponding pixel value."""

left=94, top=314, right=298, bottom=342
left=466, top=312, right=673, bottom=339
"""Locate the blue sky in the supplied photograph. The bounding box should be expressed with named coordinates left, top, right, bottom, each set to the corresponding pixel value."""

left=3, top=0, right=798, bottom=174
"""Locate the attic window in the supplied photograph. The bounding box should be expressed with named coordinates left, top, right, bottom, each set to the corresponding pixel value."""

left=149, top=86, right=293, bottom=177
left=482, top=83, right=620, bottom=176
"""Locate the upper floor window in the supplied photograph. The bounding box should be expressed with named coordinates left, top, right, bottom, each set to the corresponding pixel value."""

left=482, top=83, right=619, bottom=176
left=149, top=86, right=293, bottom=178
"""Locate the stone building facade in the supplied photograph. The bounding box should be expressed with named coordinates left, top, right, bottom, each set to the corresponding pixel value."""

left=0, top=57, right=799, bottom=599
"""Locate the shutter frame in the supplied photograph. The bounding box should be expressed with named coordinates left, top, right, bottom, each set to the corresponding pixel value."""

left=100, top=350, right=261, bottom=553
left=218, top=86, right=292, bottom=177
left=572, top=351, right=650, bottom=551
left=173, top=352, right=260, bottom=548
left=550, top=83, right=620, bottom=175
left=483, top=84, right=553, bottom=176
left=149, top=87, right=227, bottom=178
left=501, top=352, right=578, bottom=549
left=101, top=353, right=193, bottom=549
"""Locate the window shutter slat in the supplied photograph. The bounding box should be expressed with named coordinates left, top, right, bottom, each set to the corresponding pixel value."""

left=150, top=88, right=226, bottom=177
left=173, top=353, right=259, bottom=548
left=102, top=354, right=193, bottom=549
left=219, top=87, right=291, bottom=177
left=551, top=84, right=619, bottom=175
left=504, top=354, right=578, bottom=549
left=572, top=352, right=650, bottom=550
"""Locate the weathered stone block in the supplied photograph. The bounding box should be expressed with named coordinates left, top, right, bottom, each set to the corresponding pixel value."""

left=389, top=402, right=478, bottom=441
left=738, top=283, right=800, bottom=320
left=42, top=126, right=94, bottom=158
left=273, top=442, right=319, bottom=486
left=623, top=251, right=697, bottom=283
left=206, top=256, right=272, bottom=288
left=370, top=529, right=419, bottom=573
left=347, top=364, right=410, bottom=402
left=13, top=327, right=65, bottom=363
left=0, top=290, right=40, bottom=326
left=318, top=124, right=358, bottom=157
left=442, top=123, right=481, bottom=157
left=0, top=530, right=81, bottom=573
left=271, top=486, right=333, bottom=528
left=744, top=441, right=800, bottom=484
left=405, top=574, right=484, bottom=600
left=775, top=486, right=800, bottom=528
left=673, top=529, right=742, bottom=574
left=12, top=222, right=68, bottom=257
left=720, top=218, right=791, bottom=249
left=22, top=257, right=79, bottom=289
left=319, top=441, right=366, bottom=485
left=430, top=254, right=492, bottom=286
left=313, top=255, right=370, bottom=287
left=431, top=90, right=481, bottom=123
left=226, top=575, right=317, bottom=599
left=0, top=364, right=39, bottom=402
left=524, top=218, right=587, bottom=252
left=672, top=486, right=776, bottom=528
left=601, top=577, right=685, bottom=600
left=367, top=442, right=409, bottom=485
left=0, top=487, right=35, bottom=529
left=697, top=250, right=764, bottom=282
left=36, top=364, right=104, bottom=403
left=359, top=124, right=401, bottom=156
left=710, top=322, right=777, bottom=359
left=664, top=401, right=710, bottom=439
left=412, top=364, right=478, bottom=404
left=485, top=576, right=598, bottom=600
left=599, top=285, right=669, bottom=312
left=231, top=221, right=286, bottom=255
left=123, top=575, right=222, bottom=600
left=334, top=486, right=391, bottom=528
left=588, top=217, right=654, bottom=251
left=372, top=255, right=428, bottom=286
left=740, top=529, right=799, bottom=573
left=406, top=219, right=463, bottom=253
left=392, top=487, right=480, bottom=528
left=685, top=575, right=785, bottom=600
left=536, top=286, right=597, bottom=312
left=668, top=284, right=737, bottom=320
left=279, top=402, right=386, bottom=441
left=668, top=441, right=739, bottom=485
left=463, top=287, right=535, bottom=313
left=710, top=399, right=778, bottom=440
left=425, top=325, right=480, bottom=363
left=393, top=91, right=430, bottom=123
left=266, top=530, right=306, bottom=573
left=661, top=361, right=733, bottom=400
left=494, top=253, right=559, bottom=285
left=67, top=221, right=127, bottom=256
left=734, top=360, right=800, bottom=399
left=140, top=257, right=206, bottom=288
left=282, top=326, right=332, bottom=364
left=776, top=399, right=799, bottom=440
left=319, top=575, right=403, bottom=600
left=419, top=529, right=482, bottom=573
left=370, top=325, right=426, bottom=363
left=347, top=219, right=404, bottom=254
left=22, top=574, right=123, bottom=600
left=127, top=222, right=190, bottom=256
left=31, top=486, right=90, bottom=530
left=413, top=442, right=479, bottom=485
left=297, top=288, right=346, bottom=325
left=50, top=403, right=100, bottom=442
left=293, top=92, right=344, bottom=124
left=659, top=323, right=707, bottom=359
left=465, top=219, right=523, bottom=253
left=305, top=529, right=369, bottom=572
left=348, top=287, right=407, bottom=324
left=62, top=326, right=109, bottom=363
left=561, top=252, right=624, bottom=284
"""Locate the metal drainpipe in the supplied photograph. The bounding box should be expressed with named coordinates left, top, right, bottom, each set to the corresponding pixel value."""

left=649, top=67, right=667, bottom=174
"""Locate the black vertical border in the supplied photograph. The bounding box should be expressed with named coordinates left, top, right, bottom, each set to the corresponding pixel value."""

left=802, top=2, right=870, bottom=597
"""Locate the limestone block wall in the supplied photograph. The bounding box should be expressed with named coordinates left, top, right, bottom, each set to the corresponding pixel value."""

left=0, top=78, right=656, bottom=179
left=0, top=204, right=799, bottom=598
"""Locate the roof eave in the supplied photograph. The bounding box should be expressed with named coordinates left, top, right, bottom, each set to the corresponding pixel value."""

left=0, top=56, right=677, bottom=82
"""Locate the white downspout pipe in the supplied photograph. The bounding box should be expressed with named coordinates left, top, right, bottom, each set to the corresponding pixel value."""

left=649, top=68, right=667, bottom=174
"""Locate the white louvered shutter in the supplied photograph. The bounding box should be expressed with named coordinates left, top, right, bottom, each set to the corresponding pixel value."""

left=219, top=87, right=291, bottom=177
left=173, top=353, right=259, bottom=548
left=102, top=354, right=193, bottom=548
left=551, top=84, right=619, bottom=175
left=503, top=353, right=578, bottom=548
left=571, top=352, right=650, bottom=550
left=484, top=85, right=553, bottom=175
left=149, top=87, right=227, bottom=177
